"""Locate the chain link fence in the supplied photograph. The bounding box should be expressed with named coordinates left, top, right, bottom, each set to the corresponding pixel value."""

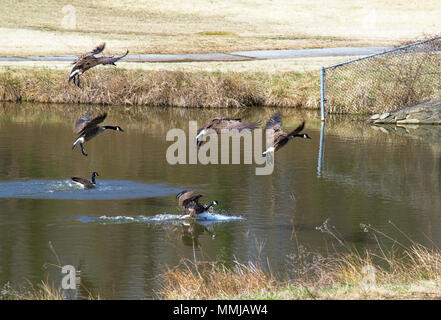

left=320, top=36, right=441, bottom=117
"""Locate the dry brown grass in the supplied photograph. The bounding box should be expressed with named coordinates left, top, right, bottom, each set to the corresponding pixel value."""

left=1, top=0, right=440, bottom=56
left=157, top=223, right=441, bottom=300
left=0, top=280, right=65, bottom=300
left=0, top=279, right=100, bottom=300
left=0, top=68, right=320, bottom=108
left=157, top=258, right=280, bottom=300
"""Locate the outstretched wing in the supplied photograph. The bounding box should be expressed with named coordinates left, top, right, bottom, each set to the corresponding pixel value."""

left=225, top=120, right=259, bottom=132
left=75, top=115, right=91, bottom=134
left=96, top=50, right=129, bottom=66
left=287, top=121, right=306, bottom=138
left=72, top=42, right=106, bottom=65
left=265, top=112, right=283, bottom=147
left=265, top=112, right=282, bottom=132
left=179, top=192, right=203, bottom=207
left=76, top=113, right=107, bottom=135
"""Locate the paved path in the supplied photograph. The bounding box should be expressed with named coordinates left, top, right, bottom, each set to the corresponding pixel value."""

left=0, top=46, right=391, bottom=63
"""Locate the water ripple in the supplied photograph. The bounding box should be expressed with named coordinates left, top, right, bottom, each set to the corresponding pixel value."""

left=0, top=179, right=180, bottom=200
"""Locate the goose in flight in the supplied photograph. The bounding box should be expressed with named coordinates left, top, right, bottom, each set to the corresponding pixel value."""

left=72, top=113, right=123, bottom=156
left=262, top=112, right=310, bottom=161
left=195, top=117, right=259, bottom=147
left=68, top=42, right=129, bottom=88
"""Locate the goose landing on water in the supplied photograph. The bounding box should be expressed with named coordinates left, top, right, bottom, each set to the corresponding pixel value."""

left=176, top=190, right=219, bottom=218
left=72, top=113, right=124, bottom=157
left=71, top=172, right=99, bottom=189
left=68, top=42, right=129, bottom=88
left=195, top=117, right=259, bottom=147
left=262, top=112, right=311, bottom=163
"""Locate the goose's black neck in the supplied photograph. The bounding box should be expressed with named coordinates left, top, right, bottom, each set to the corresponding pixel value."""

left=204, top=201, right=216, bottom=211
left=91, top=174, right=97, bottom=184
left=102, top=126, right=119, bottom=130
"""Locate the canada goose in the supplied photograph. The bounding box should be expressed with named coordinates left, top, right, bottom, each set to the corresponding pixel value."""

left=195, top=117, right=259, bottom=147
left=68, top=42, right=129, bottom=88
left=71, top=172, right=99, bottom=189
left=176, top=190, right=219, bottom=218
left=72, top=113, right=124, bottom=156
left=262, top=112, right=310, bottom=160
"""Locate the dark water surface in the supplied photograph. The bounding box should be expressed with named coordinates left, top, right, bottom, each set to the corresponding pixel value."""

left=0, top=102, right=440, bottom=299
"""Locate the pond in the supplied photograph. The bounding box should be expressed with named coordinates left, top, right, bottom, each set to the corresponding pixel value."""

left=0, top=102, right=440, bottom=299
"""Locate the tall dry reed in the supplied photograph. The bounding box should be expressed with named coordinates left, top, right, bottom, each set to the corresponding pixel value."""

left=0, top=68, right=320, bottom=108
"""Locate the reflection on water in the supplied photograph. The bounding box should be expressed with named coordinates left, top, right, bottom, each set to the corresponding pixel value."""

left=1, top=102, right=441, bottom=299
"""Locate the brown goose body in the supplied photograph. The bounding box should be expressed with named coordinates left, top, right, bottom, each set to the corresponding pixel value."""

left=69, top=43, right=129, bottom=88
left=263, top=112, right=310, bottom=156
left=71, top=172, right=99, bottom=189
left=72, top=113, right=123, bottom=156
left=195, top=117, right=258, bottom=147
left=176, top=190, right=219, bottom=218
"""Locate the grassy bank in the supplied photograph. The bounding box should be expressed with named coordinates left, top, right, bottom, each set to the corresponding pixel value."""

left=0, top=68, right=320, bottom=109
left=158, top=224, right=441, bottom=300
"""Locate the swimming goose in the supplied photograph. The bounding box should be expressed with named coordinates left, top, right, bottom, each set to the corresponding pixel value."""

left=71, top=172, right=99, bottom=189
left=176, top=190, right=219, bottom=218
left=195, top=117, right=259, bottom=147
left=72, top=113, right=123, bottom=156
left=68, top=42, right=129, bottom=88
left=262, top=112, right=310, bottom=159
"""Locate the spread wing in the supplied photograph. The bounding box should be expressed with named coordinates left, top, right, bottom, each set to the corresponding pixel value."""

left=265, top=112, right=283, bottom=147
left=225, top=120, right=259, bottom=131
left=287, top=121, right=306, bottom=138
left=183, top=194, right=203, bottom=207
left=72, top=42, right=106, bottom=65
left=75, top=115, right=91, bottom=134
left=179, top=191, right=203, bottom=207
left=96, top=50, right=129, bottom=66
left=265, top=112, right=282, bottom=132
left=75, top=113, right=107, bottom=135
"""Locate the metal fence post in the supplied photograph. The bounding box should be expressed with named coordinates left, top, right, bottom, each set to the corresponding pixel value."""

left=320, top=66, right=326, bottom=121
left=317, top=121, right=325, bottom=178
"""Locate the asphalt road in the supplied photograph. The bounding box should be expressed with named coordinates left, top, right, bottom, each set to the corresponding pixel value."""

left=0, top=46, right=391, bottom=63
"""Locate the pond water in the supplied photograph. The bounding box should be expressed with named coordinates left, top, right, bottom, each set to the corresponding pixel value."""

left=1, top=102, right=441, bottom=299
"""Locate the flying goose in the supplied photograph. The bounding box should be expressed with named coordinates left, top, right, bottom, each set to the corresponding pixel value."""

left=68, top=42, right=129, bottom=88
left=262, top=112, right=310, bottom=160
left=72, top=113, right=123, bottom=156
left=195, top=117, right=259, bottom=147
left=176, top=190, right=219, bottom=218
left=71, top=172, right=99, bottom=189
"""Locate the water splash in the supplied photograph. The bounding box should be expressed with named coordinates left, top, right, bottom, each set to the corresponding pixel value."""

left=77, top=212, right=245, bottom=225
